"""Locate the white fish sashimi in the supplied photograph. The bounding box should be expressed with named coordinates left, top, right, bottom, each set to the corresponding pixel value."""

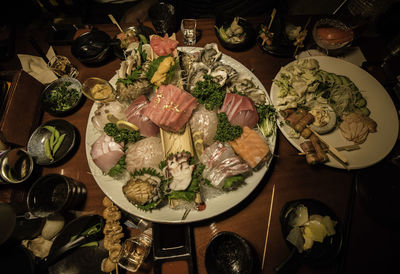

left=91, top=133, right=124, bottom=174
left=189, top=105, right=218, bottom=146
left=91, top=101, right=127, bottom=131
left=199, top=142, right=249, bottom=188
left=125, top=137, right=163, bottom=173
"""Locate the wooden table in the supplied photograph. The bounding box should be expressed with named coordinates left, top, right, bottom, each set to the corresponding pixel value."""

left=1, top=17, right=400, bottom=274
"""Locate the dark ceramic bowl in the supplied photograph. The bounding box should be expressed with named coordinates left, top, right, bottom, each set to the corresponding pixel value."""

left=27, top=174, right=87, bottom=218
left=27, top=119, right=76, bottom=166
left=256, top=12, right=296, bottom=57
left=274, top=199, right=343, bottom=273
left=40, top=77, right=83, bottom=116
left=205, top=231, right=258, bottom=274
left=215, top=16, right=256, bottom=52
left=71, top=29, right=114, bottom=66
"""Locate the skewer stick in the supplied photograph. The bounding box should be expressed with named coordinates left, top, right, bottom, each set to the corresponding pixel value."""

left=293, top=16, right=312, bottom=57
left=266, top=8, right=277, bottom=34
left=108, top=14, right=124, bottom=33
left=262, top=184, right=276, bottom=270
left=306, top=125, right=348, bottom=164
left=297, top=144, right=360, bottom=155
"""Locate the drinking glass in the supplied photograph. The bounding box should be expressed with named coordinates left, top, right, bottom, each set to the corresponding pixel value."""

left=149, top=3, right=177, bottom=36
left=181, top=19, right=197, bottom=45
left=118, top=230, right=152, bottom=272
left=48, top=55, right=79, bottom=78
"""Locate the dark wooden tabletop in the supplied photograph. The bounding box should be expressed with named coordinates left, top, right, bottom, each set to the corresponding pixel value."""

left=1, top=16, right=400, bottom=274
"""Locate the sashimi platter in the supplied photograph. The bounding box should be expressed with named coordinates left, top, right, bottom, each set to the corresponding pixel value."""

left=85, top=34, right=277, bottom=223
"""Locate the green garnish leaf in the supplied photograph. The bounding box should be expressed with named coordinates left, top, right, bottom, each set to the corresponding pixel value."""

left=214, top=112, right=243, bottom=142
left=191, top=75, right=226, bottom=110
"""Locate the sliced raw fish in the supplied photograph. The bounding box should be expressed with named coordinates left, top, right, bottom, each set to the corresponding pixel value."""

left=143, top=84, right=198, bottom=132
left=125, top=95, right=160, bottom=137
left=150, top=34, right=179, bottom=56
left=189, top=105, right=218, bottom=146
left=90, top=133, right=124, bottom=174
left=199, top=142, right=249, bottom=188
left=91, top=101, right=127, bottom=131
left=229, top=126, right=270, bottom=169
left=125, top=137, right=163, bottom=173
left=220, top=93, right=259, bottom=128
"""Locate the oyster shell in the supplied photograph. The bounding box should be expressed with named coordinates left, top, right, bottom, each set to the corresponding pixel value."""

left=243, top=87, right=267, bottom=105
left=200, top=43, right=222, bottom=67
left=210, top=70, right=228, bottom=87
left=116, top=78, right=152, bottom=104
left=179, top=50, right=200, bottom=73
left=226, top=77, right=256, bottom=93
left=212, top=62, right=238, bottom=79
left=187, top=62, right=210, bottom=91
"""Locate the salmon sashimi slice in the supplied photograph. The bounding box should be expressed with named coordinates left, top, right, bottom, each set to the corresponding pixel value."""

left=229, top=126, right=270, bottom=169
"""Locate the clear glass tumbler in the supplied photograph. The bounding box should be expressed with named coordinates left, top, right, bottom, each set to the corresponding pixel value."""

left=48, top=55, right=79, bottom=78
left=118, top=229, right=152, bottom=272
left=181, top=19, right=197, bottom=45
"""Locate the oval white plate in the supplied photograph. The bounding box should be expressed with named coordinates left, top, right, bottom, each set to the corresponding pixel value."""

left=270, top=56, right=399, bottom=170
left=85, top=46, right=276, bottom=223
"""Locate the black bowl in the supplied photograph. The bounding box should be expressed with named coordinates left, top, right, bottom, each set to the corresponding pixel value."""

left=256, top=12, right=296, bottom=57
left=205, top=231, right=258, bottom=274
left=27, top=119, right=76, bottom=166
left=27, top=174, right=87, bottom=218
left=214, top=16, right=256, bottom=52
left=40, top=77, right=83, bottom=116
left=71, top=29, right=113, bottom=66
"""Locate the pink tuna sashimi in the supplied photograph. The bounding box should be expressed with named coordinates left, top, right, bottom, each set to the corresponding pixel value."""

left=220, top=93, right=259, bottom=128
left=125, top=95, right=160, bottom=137
left=150, top=34, right=179, bottom=56
left=142, top=84, right=198, bottom=132
left=90, top=133, right=124, bottom=174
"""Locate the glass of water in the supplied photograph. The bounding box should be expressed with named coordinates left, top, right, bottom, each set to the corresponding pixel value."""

left=181, top=19, right=197, bottom=45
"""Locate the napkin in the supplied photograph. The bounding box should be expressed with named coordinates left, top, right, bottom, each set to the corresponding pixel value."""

left=296, top=47, right=367, bottom=67
left=17, top=46, right=58, bottom=84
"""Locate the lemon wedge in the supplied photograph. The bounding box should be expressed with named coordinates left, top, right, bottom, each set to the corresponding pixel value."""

left=116, top=120, right=139, bottom=131
left=107, top=114, right=119, bottom=123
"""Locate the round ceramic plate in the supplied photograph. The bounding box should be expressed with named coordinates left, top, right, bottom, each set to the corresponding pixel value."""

left=85, top=46, right=276, bottom=223
left=270, top=56, right=399, bottom=170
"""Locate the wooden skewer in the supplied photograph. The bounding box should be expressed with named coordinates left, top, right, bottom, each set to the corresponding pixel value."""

left=108, top=14, right=124, bottom=33
left=293, top=16, right=312, bottom=57
left=306, top=125, right=348, bottom=164
left=266, top=8, right=277, bottom=34
left=262, top=184, right=276, bottom=270
left=297, top=144, right=360, bottom=155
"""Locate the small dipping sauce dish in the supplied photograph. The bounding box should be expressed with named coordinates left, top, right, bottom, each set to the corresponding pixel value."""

left=82, top=77, right=114, bottom=103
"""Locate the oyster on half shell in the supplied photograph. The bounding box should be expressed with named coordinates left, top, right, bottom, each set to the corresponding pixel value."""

left=200, top=43, right=222, bottom=67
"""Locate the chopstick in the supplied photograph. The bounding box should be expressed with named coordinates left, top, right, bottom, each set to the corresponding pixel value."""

left=108, top=14, right=124, bottom=33
left=306, top=125, right=348, bottom=164
left=297, top=144, right=360, bottom=155
left=261, top=184, right=276, bottom=270
left=29, top=36, right=50, bottom=64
